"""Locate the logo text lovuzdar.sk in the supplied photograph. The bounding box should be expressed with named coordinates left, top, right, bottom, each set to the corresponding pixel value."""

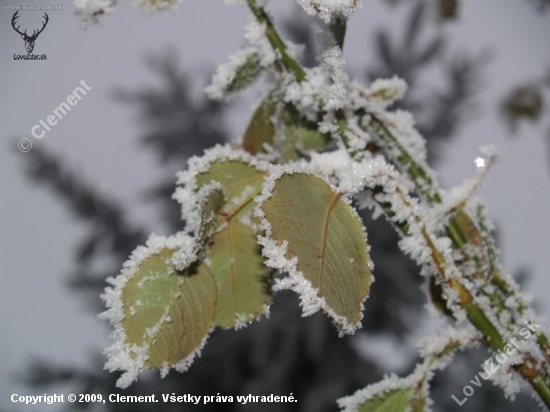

left=11, top=11, right=49, bottom=60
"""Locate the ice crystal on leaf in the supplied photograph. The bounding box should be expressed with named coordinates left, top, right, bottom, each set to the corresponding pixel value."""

left=295, top=0, right=362, bottom=23
left=206, top=48, right=264, bottom=101
left=361, top=76, right=408, bottom=110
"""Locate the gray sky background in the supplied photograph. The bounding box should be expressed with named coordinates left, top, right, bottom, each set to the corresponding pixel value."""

left=1, top=0, right=549, bottom=409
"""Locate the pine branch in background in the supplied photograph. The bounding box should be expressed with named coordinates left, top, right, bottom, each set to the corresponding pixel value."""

left=501, top=67, right=550, bottom=174
left=367, top=2, right=487, bottom=162
left=114, top=51, right=228, bottom=230
left=17, top=145, right=146, bottom=308
left=528, top=0, right=550, bottom=12
left=113, top=52, right=227, bottom=165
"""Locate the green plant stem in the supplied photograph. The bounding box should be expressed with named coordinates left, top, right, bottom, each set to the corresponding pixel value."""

left=244, top=1, right=550, bottom=407
left=371, top=112, right=550, bottom=364
left=388, top=188, right=550, bottom=407
left=246, top=0, right=306, bottom=82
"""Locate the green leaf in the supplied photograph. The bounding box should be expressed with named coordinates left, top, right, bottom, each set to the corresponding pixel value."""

left=209, top=221, right=270, bottom=328
left=243, top=96, right=276, bottom=155
left=281, top=106, right=330, bottom=161
left=357, top=389, right=412, bottom=412
left=262, top=173, right=372, bottom=329
left=121, top=248, right=217, bottom=369
left=196, top=160, right=265, bottom=222
left=227, top=52, right=263, bottom=94
left=196, top=160, right=271, bottom=328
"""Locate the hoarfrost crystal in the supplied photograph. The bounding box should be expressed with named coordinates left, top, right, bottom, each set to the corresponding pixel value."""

left=295, top=0, right=362, bottom=23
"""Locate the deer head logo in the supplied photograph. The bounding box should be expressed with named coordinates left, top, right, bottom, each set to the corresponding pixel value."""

left=11, top=11, right=49, bottom=54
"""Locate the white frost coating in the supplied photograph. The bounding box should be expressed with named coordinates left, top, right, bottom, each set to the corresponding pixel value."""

left=338, top=369, right=424, bottom=412
left=437, top=146, right=499, bottom=219
left=74, top=0, right=179, bottom=25
left=205, top=48, right=260, bottom=101
left=296, top=0, right=362, bottom=23
left=223, top=185, right=256, bottom=214
left=169, top=235, right=197, bottom=271
left=73, top=0, right=117, bottom=25
left=233, top=304, right=271, bottom=330
left=479, top=143, right=501, bottom=160
left=418, top=325, right=480, bottom=360
left=383, top=110, right=428, bottom=164
left=244, top=18, right=277, bottom=65
left=173, top=144, right=270, bottom=235
left=254, top=162, right=373, bottom=336
left=206, top=14, right=280, bottom=102
left=363, top=76, right=408, bottom=109
left=282, top=47, right=350, bottom=118
left=98, top=232, right=199, bottom=389
left=320, top=46, right=350, bottom=110
left=339, top=326, right=479, bottom=412
left=130, top=0, right=180, bottom=12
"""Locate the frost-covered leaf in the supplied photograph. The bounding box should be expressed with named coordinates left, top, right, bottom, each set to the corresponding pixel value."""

left=208, top=221, right=270, bottom=328
left=206, top=49, right=263, bottom=101
left=260, top=173, right=372, bottom=332
left=339, top=373, right=426, bottom=412
left=243, top=96, right=276, bottom=155
left=296, top=0, right=362, bottom=23
left=356, top=389, right=411, bottom=412
left=196, top=160, right=265, bottom=222
left=121, top=249, right=216, bottom=368
left=195, top=158, right=271, bottom=328
left=100, top=236, right=217, bottom=389
left=364, top=77, right=407, bottom=109
left=227, top=52, right=263, bottom=93
left=281, top=106, right=330, bottom=161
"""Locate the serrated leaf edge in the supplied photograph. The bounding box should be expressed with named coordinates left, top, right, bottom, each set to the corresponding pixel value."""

left=253, top=162, right=374, bottom=336
left=173, top=144, right=270, bottom=235
left=98, top=232, right=212, bottom=389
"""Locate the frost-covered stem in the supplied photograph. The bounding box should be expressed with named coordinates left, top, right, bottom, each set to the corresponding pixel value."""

left=371, top=112, right=550, bottom=396
left=246, top=0, right=306, bottom=82
left=371, top=184, right=550, bottom=407
left=369, top=112, right=550, bottom=327
left=368, top=117, right=442, bottom=203
left=477, top=206, right=550, bottom=364
left=368, top=115, right=484, bottom=258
